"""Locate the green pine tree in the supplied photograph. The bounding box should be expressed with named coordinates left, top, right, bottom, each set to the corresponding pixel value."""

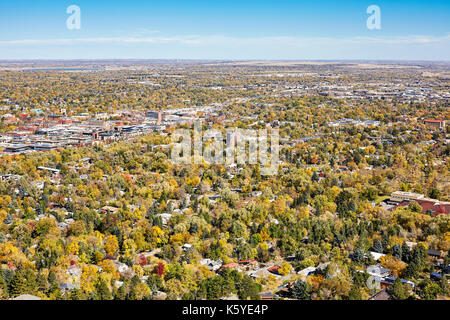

left=348, top=284, right=362, bottom=300
left=36, top=273, right=49, bottom=293
left=372, top=239, right=383, bottom=253
left=292, top=279, right=311, bottom=300
left=0, top=271, right=9, bottom=299
left=47, top=270, right=59, bottom=294
left=389, top=278, right=409, bottom=300
left=9, top=271, right=27, bottom=297
left=70, top=288, right=86, bottom=300
left=115, top=284, right=127, bottom=300
left=24, top=269, right=37, bottom=294
left=95, top=278, right=112, bottom=300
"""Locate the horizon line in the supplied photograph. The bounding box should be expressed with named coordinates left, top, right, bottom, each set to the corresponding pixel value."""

left=1, top=59, right=449, bottom=63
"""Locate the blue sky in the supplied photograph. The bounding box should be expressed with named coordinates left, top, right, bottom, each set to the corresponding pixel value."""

left=0, top=0, right=449, bottom=60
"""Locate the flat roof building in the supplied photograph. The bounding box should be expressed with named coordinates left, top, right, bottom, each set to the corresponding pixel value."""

left=390, top=191, right=424, bottom=202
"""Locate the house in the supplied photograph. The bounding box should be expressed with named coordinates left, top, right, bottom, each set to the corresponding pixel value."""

left=405, top=241, right=417, bottom=250
left=297, top=266, right=316, bottom=277
left=427, top=249, right=444, bottom=258
left=276, top=281, right=292, bottom=293
left=316, top=262, right=331, bottom=271
left=112, top=260, right=130, bottom=273
left=0, top=174, right=22, bottom=181
left=152, top=291, right=167, bottom=300
left=267, top=265, right=281, bottom=275
left=237, top=259, right=258, bottom=271
left=366, top=265, right=391, bottom=279
left=250, top=191, right=263, bottom=197
left=423, top=119, right=446, bottom=130
left=249, top=267, right=278, bottom=279
left=270, top=218, right=279, bottom=225
left=238, top=259, right=258, bottom=266
left=181, top=243, right=192, bottom=251
left=37, top=166, right=60, bottom=175
left=10, top=294, right=41, bottom=300
left=59, top=282, right=76, bottom=291
left=207, top=194, right=220, bottom=201
left=220, top=262, right=239, bottom=271
left=369, top=289, right=392, bottom=300
left=58, top=222, right=69, bottom=231
left=220, top=294, right=239, bottom=300
left=200, top=258, right=223, bottom=271
left=100, top=206, right=120, bottom=214
left=156, top=213, right=173, bottom=225
left=369, top=251, right=386, bottom=262
left=67, top=265, right=82, bottom=278
left=260, top=292, right=276, bottom=300
left=381, top=276, right=415, bottom=289
left=166, top=199, right=180, bottom=212
left=430, top=272, right=443, bottom=281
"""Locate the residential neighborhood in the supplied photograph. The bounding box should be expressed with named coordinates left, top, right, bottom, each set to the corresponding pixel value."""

left=0, top=60, right=448, bottom=302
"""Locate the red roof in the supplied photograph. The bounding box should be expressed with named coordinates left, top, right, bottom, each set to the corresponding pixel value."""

left=222, top=262, right=238, bottom=268
left=219, top=262, right=239, bottom=271
left=267, top=265, right=280, bottom=274
left=396, top=199, right=449, bottom=215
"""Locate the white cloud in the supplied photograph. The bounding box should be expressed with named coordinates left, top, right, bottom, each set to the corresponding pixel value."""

left=0, top=33, right=449, bottom=47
